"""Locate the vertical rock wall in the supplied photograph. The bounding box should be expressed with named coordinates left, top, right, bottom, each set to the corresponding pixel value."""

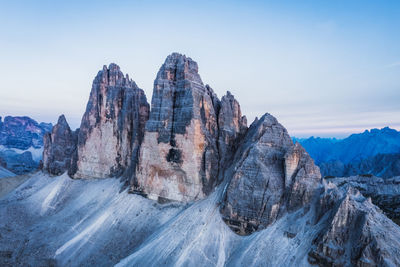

left=217, top=91, right=247, bottom=180
left=220, top=113, right=321, bottom=235
left=135, top=53, right=221, bottom=201
left=73, top=64, right=149, bottom=179
left=43, top=115, right=78, bottom=176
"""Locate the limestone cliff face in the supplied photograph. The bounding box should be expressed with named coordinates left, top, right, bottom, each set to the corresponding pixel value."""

left=220, top=113, right=321, bottom=235
left=135, top=53, right=220, bottom=201
left=73, top=64, right=149, bottom=179
left=217, top=91, right=247, bottom=180
left=43, top=115, right=78, bottom=176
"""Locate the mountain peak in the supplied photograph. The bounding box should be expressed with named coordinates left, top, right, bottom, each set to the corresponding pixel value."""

left=57, top=114, right=68, bottom=126
left=156, top=53, right=201, bottom=84
left=96, top=63, right=136, bottom=88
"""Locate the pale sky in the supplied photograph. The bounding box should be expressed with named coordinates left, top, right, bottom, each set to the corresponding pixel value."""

left=0, top=0, right=399, bottom=138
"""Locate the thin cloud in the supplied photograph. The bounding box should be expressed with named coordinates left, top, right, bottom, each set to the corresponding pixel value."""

left=385, top=61, right=400, bottom=68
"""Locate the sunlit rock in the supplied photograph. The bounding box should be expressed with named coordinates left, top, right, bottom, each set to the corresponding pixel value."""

left=73, top=64, right=149, bottom=179
left=135, top=53, right=220, bottom=201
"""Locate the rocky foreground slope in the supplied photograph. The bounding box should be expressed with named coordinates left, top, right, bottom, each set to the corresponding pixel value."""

left=2, top=53, right=400, bottom=266
left=0, top=166, right=15, bottom=178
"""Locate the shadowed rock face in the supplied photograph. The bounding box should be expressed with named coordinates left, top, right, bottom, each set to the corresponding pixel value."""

left=220, top=113, right=321, bottom=235
left=135, top=53, right=221, bottom=201
left=217, top=91, right=247, bottom=181
left=73, top=64, right=149, bottom=179
left=42, top=115, right=78, bottom=176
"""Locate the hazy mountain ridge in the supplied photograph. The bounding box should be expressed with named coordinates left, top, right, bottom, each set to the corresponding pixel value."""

left=296, top=127, right=400, bottom=177
left=0, top=116, right=52, bottom=174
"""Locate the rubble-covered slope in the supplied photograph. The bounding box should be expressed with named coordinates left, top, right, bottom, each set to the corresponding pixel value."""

left=3, top=53, right=400, bottom=267
left=1, top=172, right=400, bottom=267
left=0, top=173, right=183, bottom=266
left=0, top=166, right=15, bottom=178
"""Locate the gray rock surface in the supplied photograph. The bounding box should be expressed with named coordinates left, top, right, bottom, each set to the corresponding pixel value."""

left=2, top=172, right=399, bottom=267
left=217, top=91, right=247, bottom=180
left=327, top=175, right=400, bottom=225
left=220, top=113, right=321, bottom=235
left=135, top=53, right=220, bottom=201
left=42, top=115, right=78, bottom=176
left=2, top=54, right=400, bottom=266
left=73, top=63, right=149, bottom=179
left=309, top=186, right=400, bottom=266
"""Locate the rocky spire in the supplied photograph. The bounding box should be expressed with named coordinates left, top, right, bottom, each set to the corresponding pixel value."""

left=220, top=113, right=321, bottom=235
left=217, top=91, right=247, bottom=180
left=43, top=115, right=78, bottom=176
left=135, top=53, right=220, bottom=201
left=73, top=63, right=149, bottom=179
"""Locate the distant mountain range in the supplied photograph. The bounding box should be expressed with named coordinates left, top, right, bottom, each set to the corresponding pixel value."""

left=295, top=127, right=400, bottom=178
left=0, top=116, right=52, bottom=175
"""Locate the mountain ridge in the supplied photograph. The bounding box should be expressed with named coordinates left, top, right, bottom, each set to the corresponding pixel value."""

left=296, top=127, right=400, bottom=177
left=1, top=53, right=399, bottom=266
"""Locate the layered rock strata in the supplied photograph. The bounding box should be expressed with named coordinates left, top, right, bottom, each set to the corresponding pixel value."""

left=135, top=53, right=221, bottom=201
left=43, top=115, right=78, bottom=176
left=327, top=175, right=400, bottom=225
left=73, top=64, right=149, bottom=179
left=220, top=113, right=321, bottom=235
left=309, top=186, right=400, bottom=266
left=217, top=91, right=247, bottom=180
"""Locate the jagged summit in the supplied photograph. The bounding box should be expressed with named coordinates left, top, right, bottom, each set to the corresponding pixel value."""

left=135, top=53, right=222, bottom=201
left=43, top=114, right=78, bottom=176
left=56, top=114, right=68, bottom=125
left=95, top=63, right=137, bottom=88
left=73, top=63, right=150, bottom=179
left=155, top=53, right=203, bottom=87
left=221, top=113, right=321, bottom=234
left=3, top=53, right=399, bottom=266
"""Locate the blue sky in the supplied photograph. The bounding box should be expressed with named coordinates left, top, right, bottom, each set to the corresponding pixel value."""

left=0, top=0, right=399, bottom=137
